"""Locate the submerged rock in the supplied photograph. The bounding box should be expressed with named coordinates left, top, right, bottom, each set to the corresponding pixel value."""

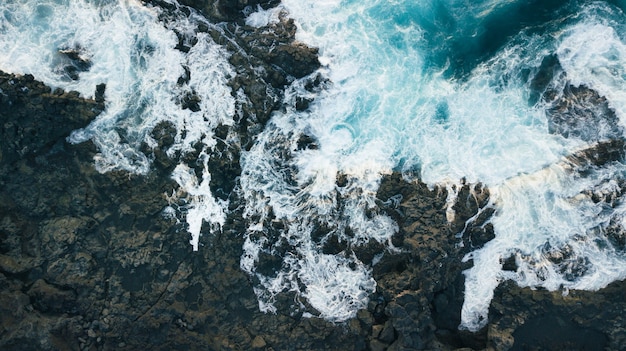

left=546, top=84, right=622, bottom=142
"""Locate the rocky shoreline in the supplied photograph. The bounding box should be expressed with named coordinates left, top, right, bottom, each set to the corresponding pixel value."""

left=2, top=1, right=626, bottom=350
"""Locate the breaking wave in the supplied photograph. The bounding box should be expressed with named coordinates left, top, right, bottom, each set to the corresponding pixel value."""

left=4, top=0, right=626, bottom=329
left=243, top=0, right=626, bottom=328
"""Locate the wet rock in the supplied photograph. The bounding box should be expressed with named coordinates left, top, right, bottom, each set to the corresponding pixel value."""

left=27, top=279, right=78, bottom=314
left=95, top=83, right=106, bottom=103
left=501, top=255, right=518, bottom=272
left=175, top=0, right=280, bottom=23
left=373, top=173, right=489, bottom=350
left=379, top=320, right=397, bottom=344
left=0, top=71, right=104, bottom=165
left=528, top=54, right=561, bottom=105
left=512, top=315, right=607, bottom=350
left=370, top=339, right=388, bottom=351
left=565, top=139, right=626, bottom=169
left=0, top=254, right=33, bottom=275
left=181, top=91, right=202, bottom=112
left=4, top=1, right=626, bottom=351
left=488, top=279, right=626, bottom=351
left=297, top=133, right=318, bottom=150
left=251, top=335, right=266, bottom=349
left=530, top=54, right=623, bottom=144
left=226, top=14, right=321, bottom=130
left=546, top=84, right=622, bottom=142
left=58, top=46, right=93, bottom=81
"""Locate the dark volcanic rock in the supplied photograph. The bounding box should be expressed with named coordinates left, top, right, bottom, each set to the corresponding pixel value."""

left=487, top=280, right=626, bottom=351
left=0, top=72, right=104, bottom=166
left=237, top=15, right=319, bottom=79
left=546, top=84, right=622, bottom=142
left=144, top=0, right=320, bottom=151
left=58, top=46, right=93, bottom=81
left=4, top=1, right=626, bottom=351
left=0, top=72, right=366, bottom=350
left=373, top=173, right=490, bottom=350
left=176, top=0, right=280, bottom=22
left=373, top=164, right=626, bottom=350
left=225, top=13, right=321, bottom=130
left=531, top=54, right=623, bottom=143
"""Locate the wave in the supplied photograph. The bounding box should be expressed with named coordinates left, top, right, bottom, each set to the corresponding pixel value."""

left=4, top=0, right=626, bottom=329
left=244, top=0, right=626, bottom=328
left=0, top=0, right=235, bottom=250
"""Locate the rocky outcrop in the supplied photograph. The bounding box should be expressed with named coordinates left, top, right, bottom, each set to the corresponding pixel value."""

left=0, top=72, right=104, bottom=166
left=0, top=71, right=369, bottom=350
left=487, top=279, right=626, bottom=350
left=4, top=1, right=626, bottom=351
left=370, top=174, right=491, bottom=350
left=531, top=54, right=623, bottom=143
left=144, top=0, right=320, bottom=127
left=3, top=71, right=623, bottom=351
left=0, top=2, right=327, bottom=350
left=176, top=0, right=279, bottom=23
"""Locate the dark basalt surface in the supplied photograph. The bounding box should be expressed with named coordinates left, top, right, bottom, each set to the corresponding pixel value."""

left=2, top=1, right=626, bottom=351
left=0, top=65, right=473, bottom=350
left=0, top=71, right=364, bottom=350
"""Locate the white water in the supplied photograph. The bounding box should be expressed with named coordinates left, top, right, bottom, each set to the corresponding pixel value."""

left=0, top=0, right=235, bottom=251
left=241, top=0, right=626, bottom=328
left=4, top=0, right=626, bottom=330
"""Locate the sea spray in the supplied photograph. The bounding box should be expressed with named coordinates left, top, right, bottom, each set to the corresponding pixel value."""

left=249, top=0, right=626, bottom=329
left=0, top=0, right=236, bottom=249
left=4, top=0, right=626, bottom=330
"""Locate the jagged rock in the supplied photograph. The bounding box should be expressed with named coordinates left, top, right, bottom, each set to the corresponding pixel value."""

left=546, top=84, right=622, bottom=142
left=531, top=54, right=623, bottom=143
left=58, top=46, right=93, bottom=81
left=27, top=279, right=78, bottom=314
left=0, top=71, right=104, bottom=165
left=3, top=1, right=626, bottom=350
left=487, top=280, right=626, bottom=350
left=0, top=54, right=353, bottom=351
left=175, top=0, right=280, bottom=23
left=373, top=173, right=490, bottom=350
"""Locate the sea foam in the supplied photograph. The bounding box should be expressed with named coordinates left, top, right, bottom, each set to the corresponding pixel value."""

left=245, top=0, right=626, bottom=328
left=5, top=0, right=626, bottom=330
left=0, top=0, right=236, bottom=251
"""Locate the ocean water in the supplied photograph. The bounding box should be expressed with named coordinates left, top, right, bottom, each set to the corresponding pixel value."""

left=4, top=0, right=626, bottom=331
left=0, top=0, right=235, bottom=251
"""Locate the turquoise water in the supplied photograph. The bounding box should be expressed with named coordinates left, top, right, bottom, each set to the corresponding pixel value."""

left=4, top=0, right=626, bottom=331
left=244, top=0, right=626, bottom=330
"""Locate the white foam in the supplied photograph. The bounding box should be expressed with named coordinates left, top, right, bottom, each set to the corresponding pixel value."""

left=171, top=161, right=228, bottom=251
left=244, top=5, right=284, bottom=28
left=460, top=3, right=626, bottom=331
left=461, top=158, right=626, bottom=331
left=0, top=0, right=237, bottom=251
left=298, top=247, right=376, bottom=321
left=0, top=0, right=235, bottom=173
left=6, top=0, right=626, bottom=329
left=557, top=20, right=626, bottom=125
left=240, top=218, right=377, bottom=321
left=240, top=79, right=397, bottom=319
left=244, top=0, right=626, bottom=328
